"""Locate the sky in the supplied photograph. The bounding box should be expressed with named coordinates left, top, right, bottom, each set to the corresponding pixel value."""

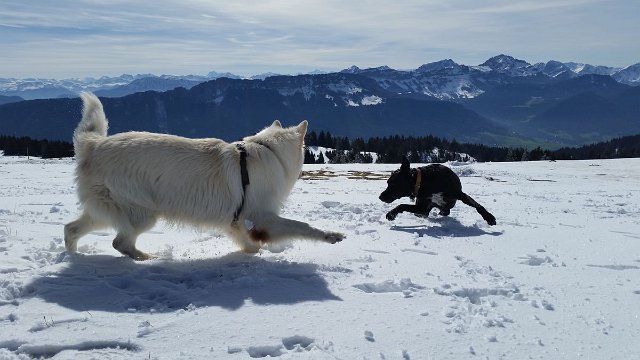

left=1, top=0, right=639, bottom=79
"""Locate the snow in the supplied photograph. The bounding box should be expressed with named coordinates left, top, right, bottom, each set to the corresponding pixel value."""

left=361, top=95, right=383, bottom=106
left=307, top=147, right=379, bottom=163
left=421, top=75, right=484, bottom=100
left=307, top=146, right=332, bottom=163
left=613, top=63, right=640, bottom=85
left=326, top=82, right=362, bottom=95
left=276, top=79, right=316, bottom=101
left=1, top=156, right=640, bottom=359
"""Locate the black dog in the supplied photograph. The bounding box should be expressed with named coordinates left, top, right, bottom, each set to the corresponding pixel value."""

left=379, top=157, right=496, bottom=225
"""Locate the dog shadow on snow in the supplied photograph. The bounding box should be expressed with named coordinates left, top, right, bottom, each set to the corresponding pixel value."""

left=390, top=216, right=503, bottom=238
left=28, top=252, right=342, bottom=313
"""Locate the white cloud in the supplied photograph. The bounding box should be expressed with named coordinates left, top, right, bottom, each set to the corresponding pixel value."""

left=0, top=0, right=638, bottom=78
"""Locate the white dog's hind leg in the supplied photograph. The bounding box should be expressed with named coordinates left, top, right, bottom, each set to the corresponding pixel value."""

left=227, top=226, right=261, bottom=254
left=248, top=213, right=344, bottom=246
left=112, top=232, right=155, bottom=260
left=64, top=213, right=102, bottom=252
left=236, top=238, right=261, bottom=254
left=111, top=207, right=158, bottom=260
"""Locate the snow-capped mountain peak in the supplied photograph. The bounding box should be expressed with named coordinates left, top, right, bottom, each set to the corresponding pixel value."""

left=540, top=60, right=572, bottom=78
left=480, top=54, right=531, bottom=75
left=563, top=62, right=620, bottom=76
left=206, top=71, right=241, bottom=80
left=416, top=59, right=460, bottom=73
left=249, top=72, right=281, bottom=80
left=341, top=65, right=362, bottom=74
left=612, top=63, right=640, bottom=85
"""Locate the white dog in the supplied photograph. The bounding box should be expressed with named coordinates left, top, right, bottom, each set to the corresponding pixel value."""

left=64, top=93, right=344, bottom=260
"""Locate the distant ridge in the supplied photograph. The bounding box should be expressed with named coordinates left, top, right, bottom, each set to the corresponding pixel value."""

left=1, top=54, right=638, bottom=100
left=0, top=54, right=638, bottom=147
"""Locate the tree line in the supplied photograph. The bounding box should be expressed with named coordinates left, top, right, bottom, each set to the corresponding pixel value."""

left=552, top=134, right=640, bottom=160
left=304, top=131, right=554, bottom=164
left=1, top=132, right=639, bottom=163
left=0, top=135, right=74, bottom=158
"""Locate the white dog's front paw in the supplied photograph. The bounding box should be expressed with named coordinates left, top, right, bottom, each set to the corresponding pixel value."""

left=324, top=232, right=345, bottom=244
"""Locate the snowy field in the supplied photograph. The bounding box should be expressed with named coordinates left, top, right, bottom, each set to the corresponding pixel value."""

left=1, top=156, right=639, bottom=359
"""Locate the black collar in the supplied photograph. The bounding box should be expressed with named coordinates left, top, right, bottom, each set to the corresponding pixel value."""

left=231, top=140, right=273, bottom=225
left=232, top=143, right=250, bottom=225
left=410, top=168, right=422, bottom=200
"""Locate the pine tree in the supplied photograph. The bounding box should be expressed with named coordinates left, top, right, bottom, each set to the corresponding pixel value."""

left=317, top=131, right=327, bottom=148
left=305, top=131, right=318, bottom=147
left=304, top=148, right=317, bottom=164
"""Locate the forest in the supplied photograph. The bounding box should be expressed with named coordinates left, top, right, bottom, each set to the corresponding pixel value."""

left=303, top=131, right=640, bottom=163
left=1, top=132, right=639, bottom=163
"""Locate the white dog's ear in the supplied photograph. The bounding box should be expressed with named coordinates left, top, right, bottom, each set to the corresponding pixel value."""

left=297, top=120, right=308, bottom=135
left=271, top=120, right=282, bottom=128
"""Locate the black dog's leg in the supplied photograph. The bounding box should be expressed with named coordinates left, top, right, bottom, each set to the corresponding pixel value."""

left=386, top=203, right=433, bottom=221
left=457, top=192, right=497, bottom=225
left=437, top=196, right=457, bottom=216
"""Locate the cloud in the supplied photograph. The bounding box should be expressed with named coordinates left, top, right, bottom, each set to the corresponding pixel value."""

left=1, top=0, right=638, bottom=78
left=452, top=0, right=604, bottom=14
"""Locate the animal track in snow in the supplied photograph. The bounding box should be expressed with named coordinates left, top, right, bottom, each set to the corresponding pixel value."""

left=0, top=340, right=141, bottom=358
left=29, top=316, right=89, bottom=332
left=282, top=335, right=315, bottom=350
left=346, top=255, right=376, bottom=263
left=400, top=248, right=437, bottom=255
left=246, top=345, right=284, bottom=358
left=364, top=330, right=375, bottom=342
left=0, top=313, right=18, bottom=322
left=531, top=299, right=555, bottom=311
left=434, top=285, right=521, bottom=305
left=235, top=335, right=322, bottom=358
left=519, top=254, right=555, bottom=266
left=321, top=201, right=341, bottom=209
left=137, top=320, right=154, bottom=337
left=353, top=278, right=425, bottom=295
left=435, top=256, right=553, bottom=334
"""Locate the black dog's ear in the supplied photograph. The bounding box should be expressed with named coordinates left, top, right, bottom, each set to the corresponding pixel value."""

left=401, top=156, right=410, bottom=171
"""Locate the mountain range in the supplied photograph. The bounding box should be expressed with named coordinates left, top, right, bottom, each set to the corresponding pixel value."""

left=1, top=55, right=638, bottom=101
left=0, top=73, right=505, bottom=144
left=0, top=55, right=638, bottom=147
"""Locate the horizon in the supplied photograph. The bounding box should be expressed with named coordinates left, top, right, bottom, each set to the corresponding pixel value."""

left=2, top=1, right=639, bottom=79
left=2, top=54, right=638, bottom=81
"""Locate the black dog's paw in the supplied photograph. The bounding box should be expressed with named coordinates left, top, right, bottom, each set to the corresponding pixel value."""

left=483, top=213, right=497, bottom=226
left=386, top=211, right=397, bottom=221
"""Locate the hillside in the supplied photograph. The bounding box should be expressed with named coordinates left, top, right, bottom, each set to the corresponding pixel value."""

left=0, top=74, right=507, bottom=144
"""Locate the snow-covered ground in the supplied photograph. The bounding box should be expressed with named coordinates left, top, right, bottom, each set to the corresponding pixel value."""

left=1, top=156, right=639, bottom=359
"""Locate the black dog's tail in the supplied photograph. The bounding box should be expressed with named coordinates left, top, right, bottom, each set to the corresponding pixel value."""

left=457, top=191, right=497, bottom=225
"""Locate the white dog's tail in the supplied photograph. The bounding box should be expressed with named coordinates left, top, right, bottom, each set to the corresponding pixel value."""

left=74, top=92, right=108, bottom=155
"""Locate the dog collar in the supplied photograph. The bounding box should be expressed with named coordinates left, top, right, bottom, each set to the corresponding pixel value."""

left=413, top=168, right=422, bottom=197
left=232, top=143, right=250, bottom=225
